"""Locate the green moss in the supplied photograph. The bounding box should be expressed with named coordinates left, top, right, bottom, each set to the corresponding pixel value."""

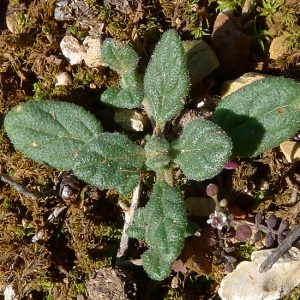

left=236, top=241, right=256, bottom=261
left=15, top=226, right=35, bottom=239
left=70, top=25, right=89, bottom=41
left=208, top=0, right=244, bottom=12
left=118, top=191, right=133, bottom=206
left=15, top=12, right=36, bottom=34
left=74, top=282, right=87, bottom=296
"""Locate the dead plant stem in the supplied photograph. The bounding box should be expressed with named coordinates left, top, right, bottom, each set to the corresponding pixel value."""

left=116, top=181, right=142, bottom=262
left=1, top=175, right=40, bottom=200
left=260, top=225, right=300, bottom=272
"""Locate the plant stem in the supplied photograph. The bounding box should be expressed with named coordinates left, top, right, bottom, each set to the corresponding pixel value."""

left=259, top=225, right=300, bottom=272
left=1, top=175, right=40, bottom=200
left=116, top=181, right=142, bottom=262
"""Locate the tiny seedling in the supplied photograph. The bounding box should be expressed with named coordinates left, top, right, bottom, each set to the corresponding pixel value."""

left=206, top=183, right=290, bottom=245
left=4, top=29, right=300, bottom=280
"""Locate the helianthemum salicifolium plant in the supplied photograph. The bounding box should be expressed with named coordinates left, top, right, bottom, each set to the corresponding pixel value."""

left=4, top=29, right=300, bottom=280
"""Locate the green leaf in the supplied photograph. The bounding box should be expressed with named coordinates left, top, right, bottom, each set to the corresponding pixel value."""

left=4, top=100, right=103, bottom=170
left=101, top=39, right=143, bottom=108
left=142, top=250, right=174, bottom=281
left=143, top=30, right=190, bottom=130
left=101, top=39, right=139, bottom=73
left=144, top=135, right=171, bottom=171
left=125, top=208, right=146, bottom=239
left=101, top=71, right=143, bottom=108
left=73, top=133, right=146, bottom=194
left=171, top=119, right=232, bottom=180
left=127, top=180, right=187, bottom=280
left=214, top=78, right=300, bottom=157
left=183, top=40, right=219, bottom=86
left=185, top=220, right=199, bottom=237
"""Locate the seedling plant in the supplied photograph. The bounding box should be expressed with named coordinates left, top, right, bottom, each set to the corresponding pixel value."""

left=4, top=29, right=300, bottom=280
left=206, top=183, right=290, bottom=246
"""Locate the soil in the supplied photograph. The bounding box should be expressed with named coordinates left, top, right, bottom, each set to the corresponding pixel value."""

left=0, top=0, right=300, bottom=299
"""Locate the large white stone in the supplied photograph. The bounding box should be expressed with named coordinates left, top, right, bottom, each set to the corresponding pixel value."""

left=218, top=247, right=300, bottom=300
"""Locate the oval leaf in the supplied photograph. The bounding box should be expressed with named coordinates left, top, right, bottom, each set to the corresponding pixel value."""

left=171, top=119, right=232, bottom=180
left=101, top=71, right=143, bottom=108
left=235, top=225, right=252, bottom=242
left=266, top=214, right=277, bottom=229
left=214, top=78, right=300, bottom=157
left=142, top=250, right=174, bottom=281
left=4, top=100, right=103, bottom=170
left=127, top=180, right=187, bottom=280
left=253, top=230, right=262, bottom=244
left=143, top=30, right=190, bottom=130
left=143, top=181, right=187, bottom=261
left=278, top=219, right=289, bottom=233
left=255, top=212, right=264, bottom=225
left=101, top=38, right=139, bottom=73
left=73, top=133, right=146, bottom=194
left=265, top=233, right=275, bottom=247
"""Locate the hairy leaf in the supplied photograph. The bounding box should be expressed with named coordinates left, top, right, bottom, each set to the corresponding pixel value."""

left=125, top=208, right=146, bottom=239
left=214, top=78, right=300, bottom=157
left=73, top=133, right=146, bottom=194
left=142, top=250, right=174, bottom=281
left=127, top=180, right=187, bottom=280
left=4, top=100, right=103, bottom=170
left=101, top=71, right=143, bottom=108
left=171, top=119, right=232, bottom=180
left=101, top=38, right=139, bottom=73
left=143, top=30, right=190, bottom=130
left=144, top=135, right=171, bottom=171
left=101, top=39, right=143, bottom=108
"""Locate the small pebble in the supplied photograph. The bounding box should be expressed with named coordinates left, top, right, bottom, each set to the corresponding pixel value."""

left=280, top=141, right=300, bottom=163
left=82, top=36, right=106, bottom=68
left=55, top=72, right=72, bottom=86
left=60, top=35, right=83, bottom=65
left=114, top=109, right=149, bottom=132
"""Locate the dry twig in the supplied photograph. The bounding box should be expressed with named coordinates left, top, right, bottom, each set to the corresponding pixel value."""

left=116, top=182, right=142, bottom=262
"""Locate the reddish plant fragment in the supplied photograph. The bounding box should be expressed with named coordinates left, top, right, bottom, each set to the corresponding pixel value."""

left=235, top=225, right=252, bottom=242
left=173, top=259, right=187, bottom=274
left=223, top=161, right=239, bottom=170
left=206, top=183, right=219, bottom=198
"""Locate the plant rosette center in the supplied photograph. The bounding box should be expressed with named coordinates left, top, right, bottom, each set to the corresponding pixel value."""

left=144, top=135, right=171, bottom=171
